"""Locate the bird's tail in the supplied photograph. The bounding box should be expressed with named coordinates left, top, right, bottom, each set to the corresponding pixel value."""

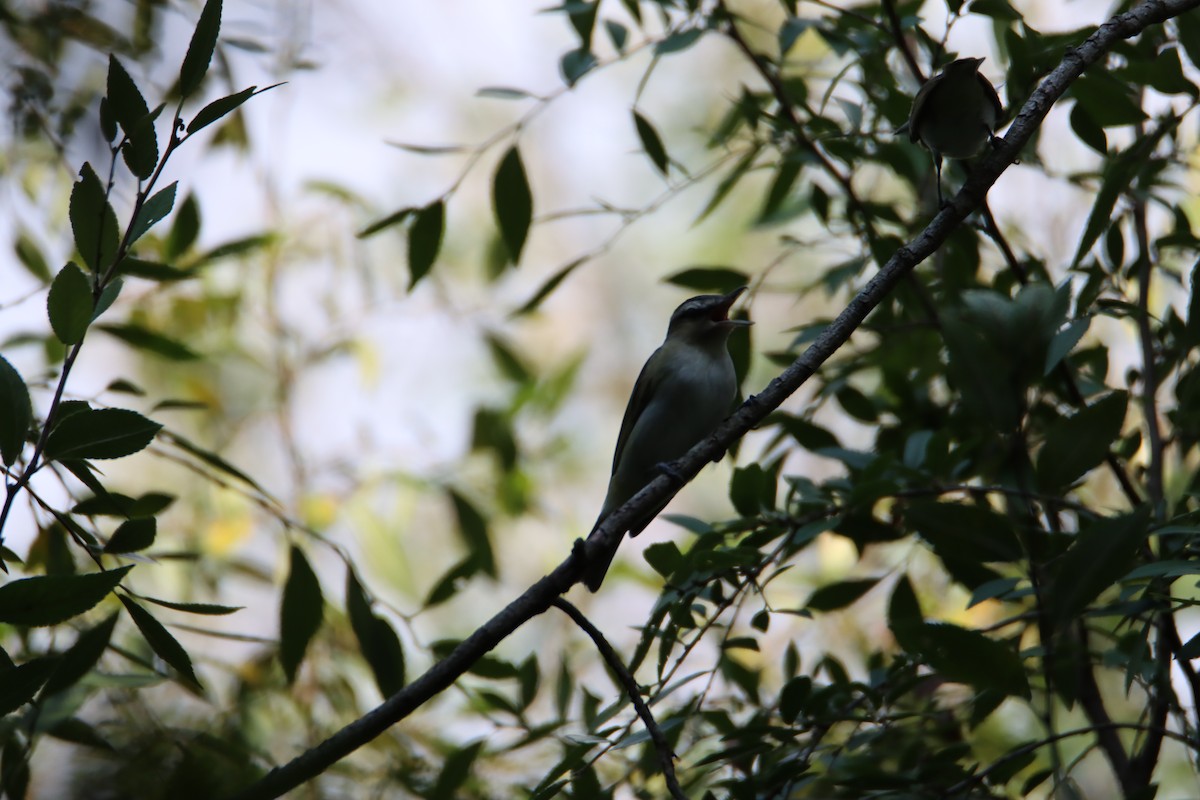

left=582, top=525, right=622, bottom=592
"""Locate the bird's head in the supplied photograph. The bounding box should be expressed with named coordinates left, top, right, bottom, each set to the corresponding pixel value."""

left=666, top=286, right=753, bottom=343
left=944, top=56, right=985, bottom=75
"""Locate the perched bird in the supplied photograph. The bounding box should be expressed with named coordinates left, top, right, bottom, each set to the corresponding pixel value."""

left=582, top=286, right=752, bottom=592
left=906, top=57, right=1004, bottom=205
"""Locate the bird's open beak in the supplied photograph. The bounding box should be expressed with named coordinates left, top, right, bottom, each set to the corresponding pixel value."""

left=716, top=286, right=753, bottom=327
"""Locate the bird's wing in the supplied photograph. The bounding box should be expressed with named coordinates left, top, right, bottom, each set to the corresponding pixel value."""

left=977, top=71, right=1004, bottom=126
left=610, top=345, right=666, bottom=475
left=907, top=73, right=939, bottom=143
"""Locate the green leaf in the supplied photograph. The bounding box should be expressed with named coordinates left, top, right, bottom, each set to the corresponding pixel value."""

left=0, top=566, right=132, bottom=627
left=0, top=658, right=58, bottom=717
left=512, top=257, right=585, bottom=316
left=105, top=55, right=149, bottom=134
left=119, top=595, right=202, bottom=688
left=1036, top=390, right=1127, bottom=489
left=912, top=622, right=1029, bottom=698
left=1045, top=508, right=1150, bottom=630
left=906, top=501, right=1024, bottom=564
left=47, top=263, right=94, bottom=345
left=180, top=0, right=223, bottom=98
left=187, top=85, right=256, bottom=135
left=805, top=577, right=879, bottom=611
left=15, top=231, right=52, bottom=282
left=98, top=322, right=200, bottom=360
left=130, top=182, right=177, bottom=245
left=778, top=675, right=811, bottom=723
left=169, top=433, right=267, bottom=494
left=430, top=740, right=485, bottom=800
left=408, top=200, right=444, bottom=288
left=357, top=207, right=413, bottom=238
left=0, top=355, right=33, bottom=466
left=279, top=545, right=324, bottom=684
left=166, top=193, right=201, bottom=259
left=633, top=111, right=669, bottom=175
left=346, top=567, right=406, bottom=697
left=104, top=518, right=157, bottom=553
left=643, top=541, right=682, bottom=577
left=492, top=146, right=532, bottom=264
left=45, top=408, right=162, bottom=461
left=1069, top=102, right=1107, bottom=154
left=137, top=596, right=242, bottom=615
left=450, top=491, right=496, bottom=576
left=69, top=163, right=120, bottom=273
left=887, top=574, right=923, bottom=653
left=1044, top=317, right=1090, bottom=375
left=663, top=267, right=749, bottom=294
left=42, top=613, right=119, bottom=696
left=656, top=27, right=703, bottom=55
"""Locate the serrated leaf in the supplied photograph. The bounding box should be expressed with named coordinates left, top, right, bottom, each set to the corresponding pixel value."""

left=408, top=200, right=444, bottom=288
left=45, top=408, right=162, bottom=461
left=0, top=355, right=33, bottom=466
left=104, top=518, right=156, bottom=553
left=42, top=613, right=119, bottom=696
left=805, top=577, right=879, bottom=611
left=0, top=566, right=132, bottom=627
left=106, top=55, right=149, bottom=134
left=129, top=182, right=176, bottom=245
left=633, top=111, right=668, bottom=175
left=346, top=567, right=406, bottom=697
left=1036, top=390, right=1127, bottom=489
left=0, top=658, right=58, bottom=717
left=180, top=0, right=223, bottom=98
left=137, top=596, right=242, bottom=615
left=492, top=146, right=532, bottom=264
left=119, top=595, right=201, bottom=688
left=98, top=322, right=199, bottom=360
left=48, top=263, right=94, bottom=345
left=1046, top=508, right=1150, bottom=630
left=279, top=545, right=323, bottom=684
left=450, top=491, right=495, bottom=576
left=70, top=163, right=120, bottom=273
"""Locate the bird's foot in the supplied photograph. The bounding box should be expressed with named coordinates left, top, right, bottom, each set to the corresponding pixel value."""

left=655, top=461, right=685, bottom=486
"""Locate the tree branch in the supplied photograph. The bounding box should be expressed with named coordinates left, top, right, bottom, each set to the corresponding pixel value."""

left=551, top=598, right=686, bottom=800
left=224, top=1, right=1200, bottom=796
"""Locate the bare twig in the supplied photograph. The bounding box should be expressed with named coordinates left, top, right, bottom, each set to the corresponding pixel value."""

left=551, top=599, right=686, bottom=800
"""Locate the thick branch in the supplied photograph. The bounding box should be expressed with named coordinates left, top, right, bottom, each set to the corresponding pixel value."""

left=225, top=1, right=1200, bottom=797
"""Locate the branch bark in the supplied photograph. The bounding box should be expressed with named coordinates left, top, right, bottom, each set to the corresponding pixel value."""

left=225, top=1, right=1200, bottom=797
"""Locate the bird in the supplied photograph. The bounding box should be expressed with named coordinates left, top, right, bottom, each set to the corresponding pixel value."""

left=906, top=57, right=1004, bottom=206
left=581, top=286, right=752, bottom=592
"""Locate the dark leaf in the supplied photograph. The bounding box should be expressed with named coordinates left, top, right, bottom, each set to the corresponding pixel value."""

left=137, top=596, right=242, bottom=615
left=169, top=433, right=267, bottom=493
left=346, top=567, right=406, bottom=696
left=69, top=163, right=120, bottom=273
left=408, top=200, right=444, bottom=288
left=99, top=322, right=200, bottom=361
left=656, top=27, right=703, bottom=54
left=1069, top=102, right=1107, bottom=154
left=887, top=574, right=923, bottom=653
left=279, top=545, right=324, bottom=683
left=45, top=408, right=162, bottom=461
left=906, top=501, right=1024, bottom=563
left=431, top=740, right=485, bottom=800
left=450, top=491, right=496, bottom=576
left=104, top=518, right=156, bottom=553
left=805, top=577, right=879, bottom=611
left=1046, top=508, right=1150, bottom=630
left=0, top=566, right=132, bottom=627
left=1044, top=317, right=1090, bottom=375
left=187, top=86, right=256, bottom=135
left=559, top=47, right=597, bottom=86
left=492, top=146, right=532, bottom=264
left=1036, top=390, right=1127, bottom=489
left=512, top=257, right=585, bottom=316
left=130, top=182, right=177, bottom=245
left=424, top=558, right=478, bottom=607
left=180, top=0, right=224, bottom=98
left=633, top=111, right=669, bottom=175
left=42, top=613, right=119, bottom=696
left=45, top=717, right=113, bottom=751
left=912, top=622, right=1029, bottom=698
left=0, top=658, right=57, bottom=717
left=0, top=355, right=33, bottom=466
left=14, top=232, right=52, bottom=282
left=166, top=193, right=201, bottom=259
left=47, top=263, right=94, bottom=345
left=105, top=55, right=149, bottom=134
left=663, top=267, right=749, bottom=294
left=357, top=207, right=413, bottom=239
left=119, top=595, right=202, bottom=688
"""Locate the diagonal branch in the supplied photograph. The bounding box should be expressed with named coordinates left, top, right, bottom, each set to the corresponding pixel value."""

left=551, top=598, right=686, bottom=800
left=224, top=1, right=1200, bottom=797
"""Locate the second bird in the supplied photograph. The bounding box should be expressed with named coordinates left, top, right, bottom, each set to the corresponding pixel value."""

left=583, top=286, right=752, bottom=592
left=908, top=57, right=1004, bottom=206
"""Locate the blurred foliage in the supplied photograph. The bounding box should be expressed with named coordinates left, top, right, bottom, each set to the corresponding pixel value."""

left=2, top=0, right=1200, bottom=798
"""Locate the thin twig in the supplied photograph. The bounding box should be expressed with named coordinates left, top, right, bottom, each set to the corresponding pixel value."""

left=551, top=599, right=686, bottom=800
